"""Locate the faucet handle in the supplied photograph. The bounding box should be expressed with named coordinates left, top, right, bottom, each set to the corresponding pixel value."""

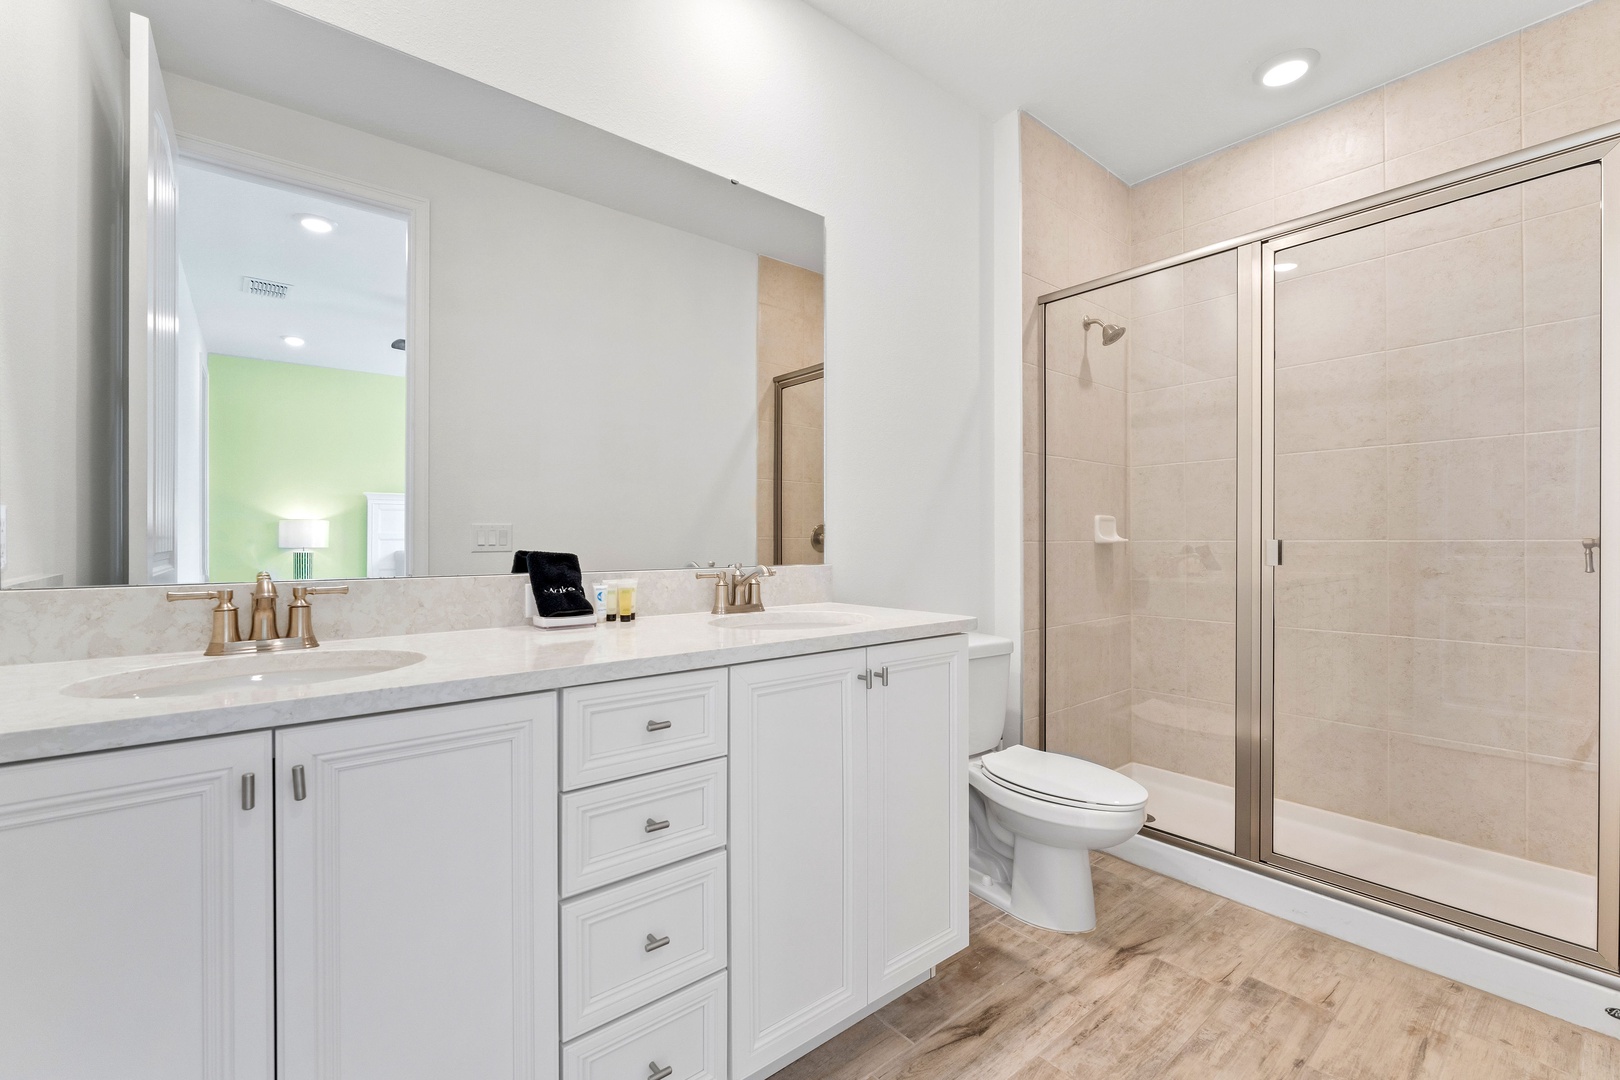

left=287, top=584, right=348, bottom=647
left=167, top=589, right=242, bottom=655
left=167, top=587, right=232, bottom=605
left=292, top=584, right=349, bottom=598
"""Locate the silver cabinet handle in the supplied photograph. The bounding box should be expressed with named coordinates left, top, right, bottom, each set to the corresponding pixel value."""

left=644, top=818, right=671, bottom=833
left=857, top=669, right=872, bottom=687
left=1584, top=537, right=1599, bottom=573
left=875, top=666, right=889, bottom=687
left=646, top=719, right=673, bottom=732
left=644, top=933, right=670, bottom=952
left=648, top=1063, right=673, bottom=1080
left=241, top=772, right=256, bottom=811
left=291, top=764, right=307, bottom=801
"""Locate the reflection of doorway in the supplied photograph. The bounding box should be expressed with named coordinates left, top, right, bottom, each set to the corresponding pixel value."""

left=173, top=155, right=410, bottom=583
left=772, top=364, right=824, bottom=565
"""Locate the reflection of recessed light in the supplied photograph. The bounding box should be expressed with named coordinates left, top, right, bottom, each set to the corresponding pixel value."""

left=298, top=215, right=334, bottom=234
left=282, top=336, right=306, bottom=347
left=1257, top=50, right=1318, bottom=88
left=1275, top=261, right=1298, bottom=273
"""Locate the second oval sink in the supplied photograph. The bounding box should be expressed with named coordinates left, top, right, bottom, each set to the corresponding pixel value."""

left=63, top=649, right=427, bottom=700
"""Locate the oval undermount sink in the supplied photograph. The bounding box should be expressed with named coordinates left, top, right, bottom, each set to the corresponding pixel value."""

left=62, top=649, right=427, bottom=700
left=709, top=610, right=869, bottom=631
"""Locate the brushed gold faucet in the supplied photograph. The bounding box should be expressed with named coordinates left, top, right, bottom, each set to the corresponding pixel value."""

left=168, top=572, right=349, bottom=656
left=695, top=564, right=777, bottom=615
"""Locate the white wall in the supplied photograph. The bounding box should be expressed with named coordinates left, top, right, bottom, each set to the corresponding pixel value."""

left=172, top=265, right=207, bottom=583
left=274, top=0, right=991, bottom=619
left=0, top=0, right=125, bottom=587
left=167, top=75, right=760, bottom=575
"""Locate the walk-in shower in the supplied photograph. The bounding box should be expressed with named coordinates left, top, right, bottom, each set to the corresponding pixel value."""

left=1037, top=120, right=1619, bottom=971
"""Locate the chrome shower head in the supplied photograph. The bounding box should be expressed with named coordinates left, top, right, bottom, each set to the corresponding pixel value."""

left=1083, top=316, right=1126, bottom=345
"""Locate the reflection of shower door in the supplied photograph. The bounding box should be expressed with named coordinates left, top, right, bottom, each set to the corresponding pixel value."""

left=772, top=364, right=824, bottom=565
left=1261, top=151, right=1615, bottom=966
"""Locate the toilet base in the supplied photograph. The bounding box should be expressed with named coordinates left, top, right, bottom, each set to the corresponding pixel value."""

left=967, top=839, right=1098, bottom=934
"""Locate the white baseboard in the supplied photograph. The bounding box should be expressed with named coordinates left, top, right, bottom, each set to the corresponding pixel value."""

left=1109, top=833, right=1620, bottom=1038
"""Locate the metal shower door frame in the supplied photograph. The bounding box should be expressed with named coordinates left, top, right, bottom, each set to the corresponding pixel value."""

left=1038, top=118, right=1620, bottom=976
left=1258, top=136, right=1620, bottom=971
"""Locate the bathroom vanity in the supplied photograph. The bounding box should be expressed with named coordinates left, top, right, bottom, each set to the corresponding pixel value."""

left=0, top=604, right=970, bottom=1080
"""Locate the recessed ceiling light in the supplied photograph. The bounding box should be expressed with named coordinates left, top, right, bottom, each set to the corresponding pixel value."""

left=1275, top=261, right=1298, bottom=273
left=1257, top=50, right=1318, bottom=88
left=298, top=215, right=335, bottom=234
left=282, top=335, right=306, bottom=347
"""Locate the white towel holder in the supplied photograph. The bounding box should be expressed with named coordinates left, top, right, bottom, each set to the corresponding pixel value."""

left=1094, top=515, right=1128, bottom=544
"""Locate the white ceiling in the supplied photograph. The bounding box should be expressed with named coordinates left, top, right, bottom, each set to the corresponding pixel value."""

left=177, top=160, right=408, bottom=376
left=803, top=0, right=1590, bottom=182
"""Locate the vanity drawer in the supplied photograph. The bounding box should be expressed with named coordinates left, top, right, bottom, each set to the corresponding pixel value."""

left=562, top=759, right=727, bottom=896
left=562, top=972, right=727, bottom=1080
left=560, top=851, right=728, bottom=1039
left=562, top=668, right=728, bottom=789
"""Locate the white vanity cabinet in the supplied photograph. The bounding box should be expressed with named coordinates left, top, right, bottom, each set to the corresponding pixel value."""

left=728, top=636, right=968, bottom=1079
left=276, top=694, right=558, bottom=1080
left=0, top=733, right=274, bottom=1080
left=0, top=618, right=970, bottom=1080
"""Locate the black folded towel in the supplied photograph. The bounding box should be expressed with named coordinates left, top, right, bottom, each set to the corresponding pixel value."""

left=511, top=550, right=594, bottom=618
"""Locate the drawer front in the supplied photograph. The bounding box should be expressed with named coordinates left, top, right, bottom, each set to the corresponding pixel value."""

left=562, top=972, right=726, bottom=1080
left=560, top=851, right=727, bottom=1039
left=562, top=759, right=727, bottom=896
left=562, top=669, right=728, bottom=790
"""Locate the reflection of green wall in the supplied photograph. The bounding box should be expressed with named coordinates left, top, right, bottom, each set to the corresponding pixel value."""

left=208, top=354, right=405, bottom=583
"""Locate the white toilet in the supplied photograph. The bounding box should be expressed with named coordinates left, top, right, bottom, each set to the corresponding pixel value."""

left=965, top=633, right=1148, bottom=933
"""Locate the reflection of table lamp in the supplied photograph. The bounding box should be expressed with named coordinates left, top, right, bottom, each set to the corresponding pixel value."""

left=278, top=519, right=330, bottom=580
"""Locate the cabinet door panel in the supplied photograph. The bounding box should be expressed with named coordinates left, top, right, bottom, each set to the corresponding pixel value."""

left=867, top=636, right=968, bottom=997
left=0, top=733, right=273, bottom=1080
left=276, top=694, right=557, bottom=1080
left=729, top=649, right=867, bottom=1078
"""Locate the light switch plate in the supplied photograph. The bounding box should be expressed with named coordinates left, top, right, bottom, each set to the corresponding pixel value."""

left=471, top=522, right=513, bottom=552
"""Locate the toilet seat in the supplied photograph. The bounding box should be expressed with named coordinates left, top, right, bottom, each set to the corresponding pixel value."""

left=979, top=745, right=1148, bottom=812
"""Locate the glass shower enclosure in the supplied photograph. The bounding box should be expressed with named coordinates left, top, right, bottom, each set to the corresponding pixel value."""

left=1038, top=123, right=1618, bottom=969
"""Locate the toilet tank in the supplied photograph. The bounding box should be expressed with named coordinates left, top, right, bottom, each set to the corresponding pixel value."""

left=966, top=633, right=1014, bottom=756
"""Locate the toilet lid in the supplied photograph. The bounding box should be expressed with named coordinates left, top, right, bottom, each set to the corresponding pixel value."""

left=980, top=745, right=1148, bottom=810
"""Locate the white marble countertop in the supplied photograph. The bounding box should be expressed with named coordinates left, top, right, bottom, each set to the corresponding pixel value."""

left=0, top=603, right=974, bottom=764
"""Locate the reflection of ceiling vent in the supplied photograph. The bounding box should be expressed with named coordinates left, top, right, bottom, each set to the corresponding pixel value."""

left=242, top=276, right=291, bottom=299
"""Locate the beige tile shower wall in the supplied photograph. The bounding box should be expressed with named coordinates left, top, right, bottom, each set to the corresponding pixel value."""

left=756, top=256, right=825, bottom=565
left=1124, top=252, right=1239, bottom=787
left=1129, top=0, right=1620, bottom=268
left=1020, top=115, right=1132, bottom=751
left=1271, top=166, right=1600, bottom=874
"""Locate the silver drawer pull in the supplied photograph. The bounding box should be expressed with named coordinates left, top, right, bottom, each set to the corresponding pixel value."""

left=648, top=1063, right=673, bottom=1080
left=291, top=764, right=307, bottom=801
left=644, top=933, right=670, bottom=952
left=241, top=772, right=256, bottom=811
left=646, top=719, right=673, bottom=732
left=644, top=818, right=671, bottom=833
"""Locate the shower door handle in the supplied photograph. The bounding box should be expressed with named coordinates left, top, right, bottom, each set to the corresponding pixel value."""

left=1265, top=539, right=1282, bottom=567
left=1584, top=538, right=1599, bottom=573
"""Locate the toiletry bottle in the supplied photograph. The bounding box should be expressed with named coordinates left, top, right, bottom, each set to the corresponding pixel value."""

left=593, top=581, right=613, bottom=624
left=618, top=578, right=637, bottom=622
left=601, top=580, right=618, bottom=622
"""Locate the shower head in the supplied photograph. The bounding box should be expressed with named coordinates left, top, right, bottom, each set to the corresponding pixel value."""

left=1082, top=316, right=1126, bottom=345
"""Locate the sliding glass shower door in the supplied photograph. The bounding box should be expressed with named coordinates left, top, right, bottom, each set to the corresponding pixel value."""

left=1263, top=162, right=1608, bottom=956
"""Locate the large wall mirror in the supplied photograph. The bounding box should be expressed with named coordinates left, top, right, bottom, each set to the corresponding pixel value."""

left=0, top=0, right=826, bottom=590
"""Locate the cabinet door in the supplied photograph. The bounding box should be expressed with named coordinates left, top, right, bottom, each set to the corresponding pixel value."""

left=729, top=649, right=868, bottom=1078
left=0, top=734, right=273, bottom=1080
left=866, top=636, right=968, bottom=997
left=276, top=694, right=557, bottom=1080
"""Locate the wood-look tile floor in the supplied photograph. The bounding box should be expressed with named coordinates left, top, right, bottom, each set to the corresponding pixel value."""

left=773, top=853, right=1620, bottom=1079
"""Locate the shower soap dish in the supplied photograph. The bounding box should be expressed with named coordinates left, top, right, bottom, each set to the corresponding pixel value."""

left=1094, top=515, right=1128, bottom=544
